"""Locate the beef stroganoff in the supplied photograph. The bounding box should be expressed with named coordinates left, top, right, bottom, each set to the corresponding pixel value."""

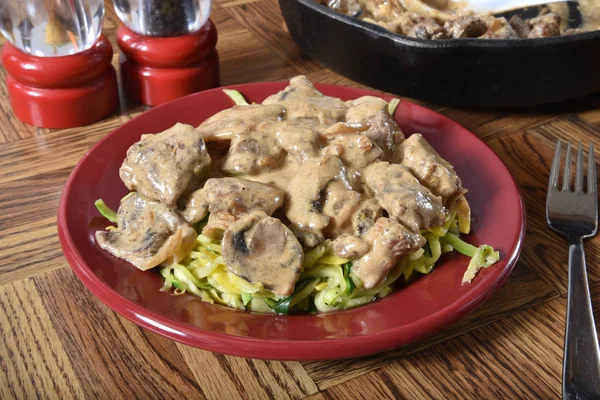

left=318, top=0, right=599, bottom=40
left=94, top=77, right=499, bottom=314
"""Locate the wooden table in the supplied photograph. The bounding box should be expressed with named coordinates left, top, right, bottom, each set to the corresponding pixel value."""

left=2, top=1, right=600, bottom=398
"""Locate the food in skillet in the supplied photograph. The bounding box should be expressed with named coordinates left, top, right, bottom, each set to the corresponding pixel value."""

left=94, top=76, right=499, bottom=314
left=318, top=0, right=599, bottom=39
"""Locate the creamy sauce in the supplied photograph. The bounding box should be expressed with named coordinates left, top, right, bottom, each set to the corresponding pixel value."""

left=578, top=0, right=600, bottom=31
left=99, top=76, right=469, bottom=294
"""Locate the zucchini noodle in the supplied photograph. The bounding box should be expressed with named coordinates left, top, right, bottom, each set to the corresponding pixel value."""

left=223, top=89, right=249, bottom=106
left=96, top=193, right=498, bottom=314
left=155, top=210, right=498, bottom=314
left=388, top=98, right=401, bottom=115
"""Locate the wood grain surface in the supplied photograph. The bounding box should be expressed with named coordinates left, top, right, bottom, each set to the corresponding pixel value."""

left=1, top=0, right=600, bottom=398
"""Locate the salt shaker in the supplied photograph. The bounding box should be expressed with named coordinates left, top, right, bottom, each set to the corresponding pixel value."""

left=0, top=0, right=118, bottom=128
left=114, top=0, right=220, bottom=106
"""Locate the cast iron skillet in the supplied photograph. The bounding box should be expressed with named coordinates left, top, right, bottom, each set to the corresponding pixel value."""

left=278, top=0, right=600, bottom=107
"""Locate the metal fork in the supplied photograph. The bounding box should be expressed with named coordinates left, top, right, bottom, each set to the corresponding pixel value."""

left=547, top=140, right=600, bottom=399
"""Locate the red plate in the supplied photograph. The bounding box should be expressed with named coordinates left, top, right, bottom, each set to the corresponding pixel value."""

left=58, top=82, right=525, bottom=360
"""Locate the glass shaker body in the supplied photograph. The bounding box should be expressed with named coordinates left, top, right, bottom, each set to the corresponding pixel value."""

left=113, top=0, right=212, bottom=37
left=0, top=0, right=104, bottom=57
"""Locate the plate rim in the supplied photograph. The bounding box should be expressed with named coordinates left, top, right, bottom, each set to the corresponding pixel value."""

left=57, top=81, right=526, bottom=360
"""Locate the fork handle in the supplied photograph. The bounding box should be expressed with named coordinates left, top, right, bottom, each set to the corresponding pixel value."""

left=564, top=238, right=600, bottom=400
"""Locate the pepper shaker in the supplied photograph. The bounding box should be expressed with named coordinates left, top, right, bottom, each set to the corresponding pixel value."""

left=0, top=0, right=118, bottom=128
left=114, top=0, right=220, bottom=106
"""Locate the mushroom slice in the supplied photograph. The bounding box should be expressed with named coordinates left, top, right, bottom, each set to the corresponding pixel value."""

left=95, top=193, right=196, bottom=271
left=352, top=218, right=425, bottom=289
left=222, top=211, right=304, bottom=296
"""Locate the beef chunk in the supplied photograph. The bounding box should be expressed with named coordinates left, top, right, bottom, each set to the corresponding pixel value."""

left=528, top=13, right=561, bottom=38
left=197, top=104, right=286, bottom=142
left=200, top=177, right=284, bottom=238
left=323, top=131, right=384, bottom=169
left=444, top=16, right=488, bottom=38
left=480, top=17, right=518, bottom=39
left=397, top=133, right=466, bottom=206
left=221, top=126, right=285, bottom=175
left=509, top=15, right=531, bottom=38
left=285, top=155, right=352, bottom=247
left=362, top=161, right=446, bottom=232
left=178, top=188, right=208, bottom=224
left=263, top=75, right=347, bottom=127
left=332, top=234, right=370, bottom=259
left=345, top=96, right=405, bottom=159
left=352, top=218, right=425, bottom=289
left=119, top=123, right=211, bottom=206
left=272, top=122, right=321, bottom=164
left=408, top=18, right=448, bottom=39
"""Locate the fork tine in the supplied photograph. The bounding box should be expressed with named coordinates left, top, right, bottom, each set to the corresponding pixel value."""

left=576, top=142, right=584, bottom=193
left=550, top=140, right=562, bottom=189
left=589, top=142, right=597, bottom=195
left=562, top=142, right=572, bottom=191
